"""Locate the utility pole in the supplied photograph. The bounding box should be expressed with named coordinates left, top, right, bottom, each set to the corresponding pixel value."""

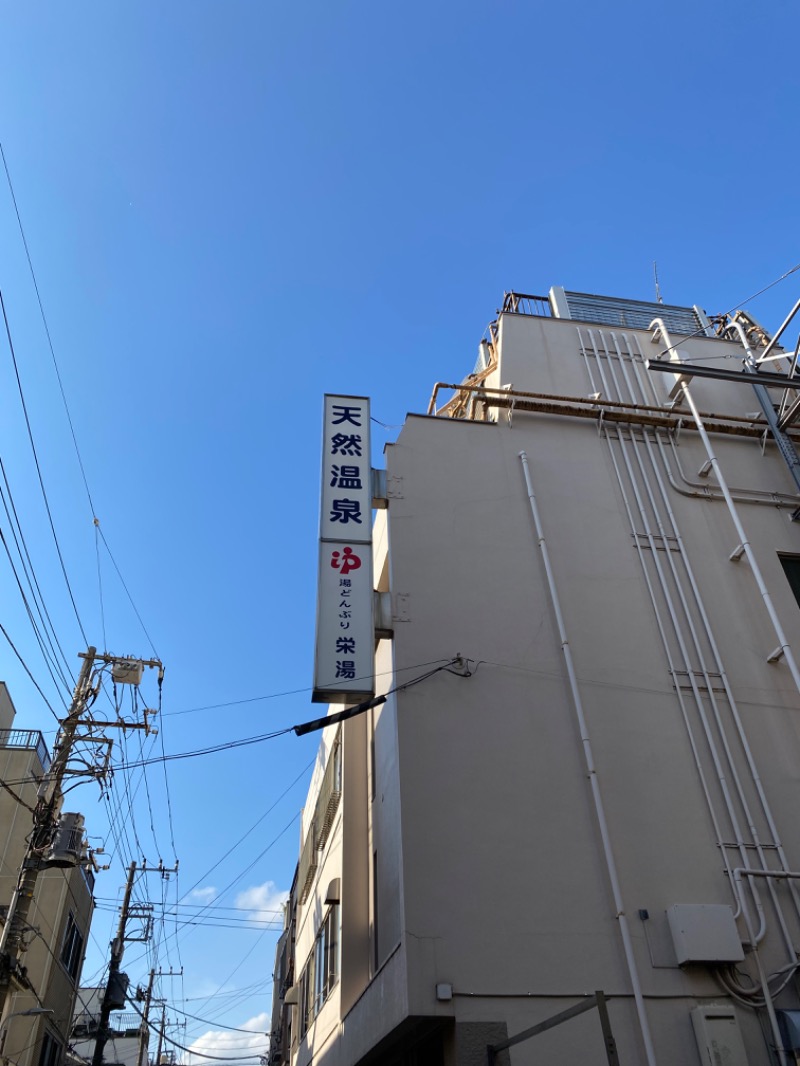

left=136, top=969, right=156, bottom=1066
left=154, top=1004, right=166, bottom=1066
left=91, top=867, right=177, bottom=1066
left=136, top=967, right=180, bottom=1066
left=92, top=861, right=137, bottom=1066
left=0, top=649, right=96, bottom=1017
left=0, top=646, right=164, bottom=1028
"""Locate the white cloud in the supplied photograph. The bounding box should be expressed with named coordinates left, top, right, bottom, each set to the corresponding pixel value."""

left=188, top=886, right=217, bottom=903
left=186, top=1013, right=270, bottom=1066
left=234, top=881, right=288, bottom=926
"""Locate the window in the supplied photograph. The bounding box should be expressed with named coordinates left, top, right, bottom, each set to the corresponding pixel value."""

left=779, top=554, right=800, bottom=608
left=38, top=1031, right=61, bottom=1066
left=298, top=954, right=314, bottom=1038
left=313, top=905, right=339, bottom=1013
left=297, top=905, right=340, bottom=1038
left=60, top=911, right=84, bottom=981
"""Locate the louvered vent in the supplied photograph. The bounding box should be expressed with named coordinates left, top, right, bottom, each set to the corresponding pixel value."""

left=314, top=729, right=342, bottom=850
left=563, top=291, right=703, bottom=335
left=298, top=821, right=318, bottom=904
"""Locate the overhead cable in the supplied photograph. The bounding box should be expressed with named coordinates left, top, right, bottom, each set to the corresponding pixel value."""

left=125, top=1001, right=263, bottom=1062
left=0, top=289, right=88, bottom=644
left=161, top=657, right=455, bottom=716
left=656, top=260, right=800, bottom=359
left=0, top=618, right=60, bottom=721
left=0, top=142, right=97, bottom=517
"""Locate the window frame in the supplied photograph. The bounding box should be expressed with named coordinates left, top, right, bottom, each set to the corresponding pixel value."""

left=60, top=911, right=84, bottom=982
left=38, top=1030, right=61, bottom=1066
left=297, top=904, right=340, bottom=1038
left=778, top=553, right=800, bottom=609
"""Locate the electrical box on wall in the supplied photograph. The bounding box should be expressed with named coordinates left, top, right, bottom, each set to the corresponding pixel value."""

left=667, top=904, right=744, bottom=965
left=691, top=1005, right=749, bottom=1066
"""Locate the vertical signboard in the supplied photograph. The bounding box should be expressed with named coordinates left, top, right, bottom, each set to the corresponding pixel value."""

left=313, top=395, right=374, bottom=703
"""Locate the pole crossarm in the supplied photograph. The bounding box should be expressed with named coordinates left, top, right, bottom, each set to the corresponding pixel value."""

left=646, top=359, right=800, bottom=390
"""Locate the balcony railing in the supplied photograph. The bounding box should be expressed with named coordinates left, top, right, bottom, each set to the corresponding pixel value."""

left=0, top=729, right=50, bottom=771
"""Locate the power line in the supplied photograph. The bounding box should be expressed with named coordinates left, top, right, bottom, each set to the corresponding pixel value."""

left=96, top=526, right=159, bottom=659
left=161, top=657, right=454, bottom=716
left=0, top=658, right=465, bottom=787
left=165, top=981, right=272, bottom=1004
left=178, top=759, right=313, bottom=902
left=167, top=1006, right=270, bottom=1034
left=0, top=288, right=89, bottom=645
left=0, top=777, right=36, bottom=814
left=114, top=658, right=458, bottom=769
left=0, top=522, right=72, bottom=702
left=0, top=618, right=60, bottom=721
left=122, top=814, right=298, bottom=975
left=0, top=141, right=97, bottom=518
left=656, top=260, right=800, bottom=358
left=110, top=727, right=294, bottom=771
left=95, top=524, right=107, bottom=652
left=0, top=454, right=75, bottom=685
left=94, top=899, right=284, bottom=915
left=126, top=1001, right=263, bottom=1062
left=1, top=141, right=162, bottom=696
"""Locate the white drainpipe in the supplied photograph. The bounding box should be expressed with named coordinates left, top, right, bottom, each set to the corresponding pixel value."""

left=518, top=449, right=659, bottom=1066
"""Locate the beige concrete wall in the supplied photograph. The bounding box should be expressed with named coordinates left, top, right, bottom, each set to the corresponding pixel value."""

left=292, top=308, right=800, bottom=1066
left=293, top=727, right=343, bottom=1066
left=381, top=313, right=800, bottom=1065
left=0, top=684, right=16, bottom=730
left=0, top=738, right=93, bottom=1066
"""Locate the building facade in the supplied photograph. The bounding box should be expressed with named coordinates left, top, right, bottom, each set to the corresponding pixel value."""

left=272, top=287, right=800, bottom=1066
left=0, top=683, right=94, bottom=1066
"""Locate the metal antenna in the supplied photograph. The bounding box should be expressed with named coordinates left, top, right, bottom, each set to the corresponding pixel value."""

left=653, top=261, right=663, bottom=304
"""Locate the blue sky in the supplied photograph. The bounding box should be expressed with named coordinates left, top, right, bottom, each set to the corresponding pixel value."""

left=1, top=1, right=800, bottom=1060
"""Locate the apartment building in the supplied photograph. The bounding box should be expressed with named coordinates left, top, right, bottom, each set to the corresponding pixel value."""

left=271, top=287, right=800, bottom=1066
left=0, top=683, right=94, bottom=1066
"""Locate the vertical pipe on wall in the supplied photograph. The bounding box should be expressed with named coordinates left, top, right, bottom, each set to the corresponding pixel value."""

left=648, top=319, right=800, bottom=697
left=626, top=334, right=800, bottom=937
left=518, top=449, right=658, bottom=1066
left=601, top=332, right=788, bottom=951
left=571, top=332, right=750, bottom=916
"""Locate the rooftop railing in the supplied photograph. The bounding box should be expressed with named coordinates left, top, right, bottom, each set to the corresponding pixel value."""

left=72, top=1011, right=145, bottom=1037
left=0, top=729, right=50, bottom=771
left=500, top=292, right=552, bottom=317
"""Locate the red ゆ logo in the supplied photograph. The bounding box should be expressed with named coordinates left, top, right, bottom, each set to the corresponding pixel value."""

left=330, top=547, right=362, bottom=576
